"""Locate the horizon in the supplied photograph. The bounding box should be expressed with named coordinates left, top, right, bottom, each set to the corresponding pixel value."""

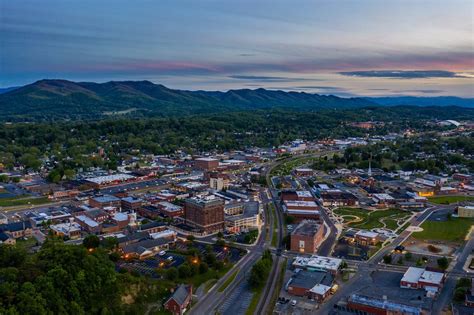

left=1, top=0, right=473, bottom=97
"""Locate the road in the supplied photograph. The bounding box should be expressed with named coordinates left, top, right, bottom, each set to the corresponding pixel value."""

left=433, top=228, right=474, bottom=315
left=189, top=187, right=273, bottom=315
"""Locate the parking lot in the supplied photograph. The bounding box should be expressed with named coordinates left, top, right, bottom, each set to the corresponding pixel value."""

left=175, top=241, right=246, bottom=263
left=117, top=252, right=185, bottom=278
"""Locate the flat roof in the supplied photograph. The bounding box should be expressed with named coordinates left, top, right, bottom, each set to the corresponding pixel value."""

left=293, top=255, right=342, bottom=271
left=285, top=200, right=319, bottom=207
left=86, top=174, right=135, bottom=184
left=292, top=220, right=321, bottom=236
left=401, top=267, right=444, bottom=285
left=309, top=284, right=331, bottom=295
left=91, top=195, right=120, bottom=203
left=195, top=157, right=218, bottom=162
left=296, top=191, right=313, bottom=198
left=355, top=230, right=379, bottom=239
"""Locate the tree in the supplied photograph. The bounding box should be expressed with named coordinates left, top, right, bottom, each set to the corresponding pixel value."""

left=199, top=262, right=209, bottom=274
left=102, top=237, right=118, bottom=251
left=186, top=235, right=195, bottom=243
left=83, top=234, right=100, bottom=249
left=166, top=267, right=178, bottom=281
left=383, top=255, right=392, bottom=264
left=437, top=256, right=449, bottom=270
left=178, top=264, right=191, bottom=278
left=216, top=232, right=224, bottom=239
left=404, top=252, right=412, bottom=261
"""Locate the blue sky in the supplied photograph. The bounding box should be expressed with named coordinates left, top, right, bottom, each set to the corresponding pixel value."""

left=1, top=0, right=473, bottom=96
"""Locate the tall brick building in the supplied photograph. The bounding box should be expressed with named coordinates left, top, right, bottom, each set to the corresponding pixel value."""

left=184, top=196, right=224, bottom=234
left=290, top=220, right=324, bottom=254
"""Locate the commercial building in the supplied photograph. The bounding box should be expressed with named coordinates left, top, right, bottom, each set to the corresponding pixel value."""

left=50, top=221, right=82, bottom=239
left=320, top=190, right=359, bottom=207
left=85, top=173, right=136, bottom=189
left=224, top=201, right=261, bottom=233
left=184, top=196, right=225, bottom=234
left=284, top=200, right=320, bottom=221
left=295, top=168, right=314, bottom=177
left=290, top=220, right=324, bottom=253
left=292, top=255, right=342, bottom=275
left=89, top=195, right=121, bottom=209
left=354, top=230, right=380, bottom=246
left=456, top=206, right=474, bottom=218
left=287, top=270, right=334, bottom=302
left=194, top=157, right=219, bottom=170
left=347, top=294, right=423, bottom=315
left=121, top=197, right=144, bottom=211
left=209, top=173, right=230, bottom=191
left=280, top=190, right=315, bottom=202
left=156, top=201, right=184, bottom=218
left=400, top=267, right=445, bottom=297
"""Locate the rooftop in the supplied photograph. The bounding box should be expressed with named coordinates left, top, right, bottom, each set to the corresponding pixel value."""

left=292, top=220, right=321, bottom=237
left=293, top=255, right=342, bottom=272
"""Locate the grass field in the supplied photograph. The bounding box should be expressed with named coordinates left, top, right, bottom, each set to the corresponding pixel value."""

left=271, top=205, right=278, bottom=247
left=0, top=196, right=50, bottom=207
left=427, top=195, right=474, bottom=205
left=333, top=207, right=409, bottom=230
left=413, top=218, right=473, bottom=243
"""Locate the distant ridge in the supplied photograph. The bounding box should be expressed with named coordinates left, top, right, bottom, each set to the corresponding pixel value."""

left=1, top=79, right=472, bottom=120
left=0, top=79, right=373, bottom=119
left=368, top=96, right=474, bottom=108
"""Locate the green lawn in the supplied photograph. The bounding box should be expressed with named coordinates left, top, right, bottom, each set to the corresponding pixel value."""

left=218, top=268, right=239, bottom=292
left=413, top=218, right=474, bottom=243
left=427, top=195, right=474, bottom=205
left=270, top=205, right=278, bottom=247
left=0, top=196, right=50, bottom=207
left=333, top=208, right=408, bottom=230
left=188, top=264, right=232, bottom=288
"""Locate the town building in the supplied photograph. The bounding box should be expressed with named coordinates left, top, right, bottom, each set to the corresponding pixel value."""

left=194, top=157, right=219, bottom=170
left=290, top=220, right=324, bottom=253
left=121, top=197, right=144, bottom=211
left=156, top=201, right=184, bottom=218
left=295, top=168, right=314, bottom=177
left=347, top=294, right=423, bottom=315
left=209, top=172, right=230, bottom=191
left=85, top=173, right=136, bottom=189
left=164, top=284, right=193, bottom=315
left=224, top=201, right=261, bottom=233
left=89, top=195, right=121, bottom=209
left=292, top=255, right=342, bottom=275
left=354, top=230, right=380, bottom=246
left=184, top=196, right=225, bottom=234
left=281, top=190, right=315, bottom=202
left=284, top=200, right=320, bottom=221
left=400, top=267, right=445, bottom=297
left=320, top=190, right=359, bottom=207
left=456, top=206, right=474, bottom=218
left=50, top=221, right=82, bottom=239
left=287, top=270, right=334, bottom=302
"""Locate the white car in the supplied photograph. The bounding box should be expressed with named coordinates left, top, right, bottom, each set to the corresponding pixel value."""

left=291, top=300, right=297, bottom=306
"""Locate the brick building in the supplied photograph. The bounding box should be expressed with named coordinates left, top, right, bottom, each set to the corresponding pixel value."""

left=290, top=220, right=324, bottom=253
left=194, top=157, right=219, bottom=170
left=184, top=196, right=224, bottom=234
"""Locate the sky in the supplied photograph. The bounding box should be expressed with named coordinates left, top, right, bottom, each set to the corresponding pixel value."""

left=1, top=0, right=473, bottom=97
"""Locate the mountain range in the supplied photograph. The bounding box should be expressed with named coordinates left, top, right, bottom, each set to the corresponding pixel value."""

left=0, top=79, right=472, bottom=120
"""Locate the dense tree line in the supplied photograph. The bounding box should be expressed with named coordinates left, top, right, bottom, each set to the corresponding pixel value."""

left=0, top=240, right=125, bottom=314
left=312, top=133, right=474, bottom=173
left=0, top=107, right=471, bottom=176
